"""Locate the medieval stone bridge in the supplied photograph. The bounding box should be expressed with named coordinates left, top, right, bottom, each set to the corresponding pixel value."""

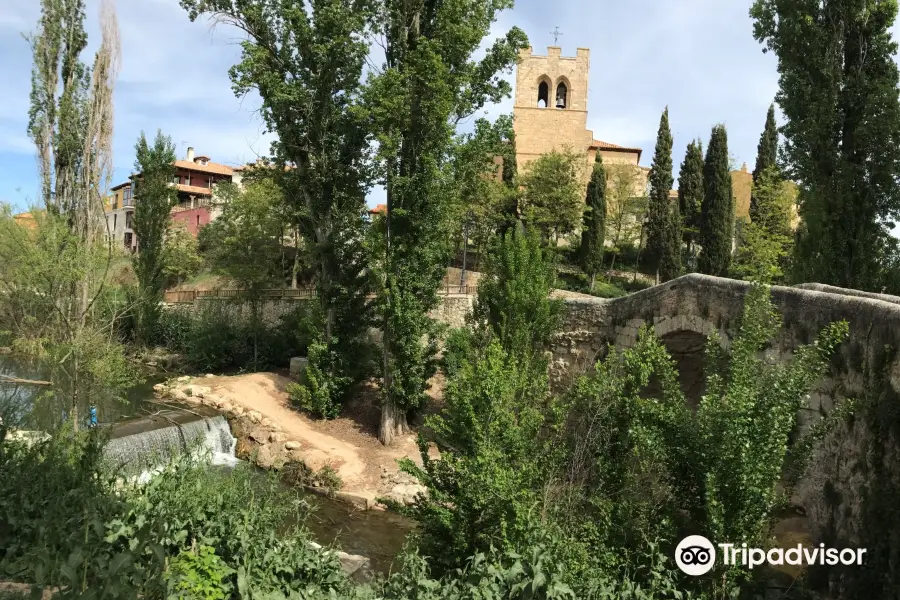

left=553, top=273, right=900, bottom=555
left=553, top=273, right=900, bottom=407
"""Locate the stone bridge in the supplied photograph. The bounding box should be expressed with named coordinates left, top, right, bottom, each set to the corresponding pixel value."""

left=553, top=273, right=900, bottom=563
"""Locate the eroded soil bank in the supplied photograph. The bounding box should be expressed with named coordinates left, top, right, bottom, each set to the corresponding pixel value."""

left=154, top=372, right=439, bottom=509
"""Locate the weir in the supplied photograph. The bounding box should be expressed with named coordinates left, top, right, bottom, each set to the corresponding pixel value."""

left=103, top=408, right=238, bottom=473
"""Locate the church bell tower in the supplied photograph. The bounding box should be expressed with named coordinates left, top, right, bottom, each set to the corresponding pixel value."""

left=512, top=46, right=594, bottom=175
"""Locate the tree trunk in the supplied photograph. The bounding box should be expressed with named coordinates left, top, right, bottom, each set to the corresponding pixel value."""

left=291, top=228, right=300, bottom=289
left=590, top=272, right=595, bottom=292
left=460, top=220, right=469, bottom=288
left=379, top=392, right=407, bottom=446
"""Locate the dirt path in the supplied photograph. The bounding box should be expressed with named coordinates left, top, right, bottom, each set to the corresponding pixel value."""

left=192, top=372, right=438, bottom=503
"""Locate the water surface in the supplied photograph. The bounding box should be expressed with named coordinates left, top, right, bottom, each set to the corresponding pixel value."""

left=0, top=353, right=163, bottom=430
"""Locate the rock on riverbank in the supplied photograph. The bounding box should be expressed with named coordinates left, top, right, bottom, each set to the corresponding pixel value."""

left=153, top=373, right=429, bottom=511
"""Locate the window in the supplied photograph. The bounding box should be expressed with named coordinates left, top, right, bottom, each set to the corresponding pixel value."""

left=125, top=211, right=133, bottom=229
left=555, top=82, right=568, bottom=109
left=113, top=214, right=117, bottom=230
left=537, top=80, right=549, bottom=108
left=124, top=187, right=132, bottom=200
left=196, top=215, right=201, bottom=229
left=185, top=174, right=191, bottom=186
left=124, top=232, right=133, bottom=250
left=173, top=175, right=181, bottom=185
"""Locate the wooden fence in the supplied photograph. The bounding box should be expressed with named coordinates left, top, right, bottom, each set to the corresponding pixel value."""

left=163, top=284, right=476, bottom=304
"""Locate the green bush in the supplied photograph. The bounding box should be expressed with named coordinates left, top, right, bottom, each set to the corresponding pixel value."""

left=166, top=544, right=234, bottom=599
left=155, top=302, right=314, bottom=372
left=286, top=340, right=349, bottom=419
left=156, top=307, right=193, bottom=351
left=555, top=271, right=627, bottom=299
left=441, top=327, right=473, bottom=379
left=0, top=430, right=355, bottom=598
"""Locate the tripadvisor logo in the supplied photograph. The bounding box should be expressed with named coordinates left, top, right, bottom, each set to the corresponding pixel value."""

left=675, top=535, right=867, bottom=576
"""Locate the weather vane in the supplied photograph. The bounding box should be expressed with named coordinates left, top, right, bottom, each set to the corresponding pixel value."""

left=551, top=26, right=562, bottom=45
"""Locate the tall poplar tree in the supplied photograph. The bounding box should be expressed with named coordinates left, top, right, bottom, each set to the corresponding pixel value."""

left=678, top=140, right=704, bottom=267
left=181, top=0, right=376, bottom=412
left=750, top=104, right=778, bottom=222
left=645, top=107, right=674, bottom=282
left=698, top=125, right=734, bottom=276
left=367, top=0, right=527, bottom=444
left=751, top=0, right=900, bottom=290
left=21, top=0, right=127, bottom=429
left=580, top=153, right=607, bottom=289
left=131, top=130, right=176, bottom=345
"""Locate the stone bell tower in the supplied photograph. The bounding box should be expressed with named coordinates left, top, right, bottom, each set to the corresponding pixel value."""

left=512, top=46, right=595, bottom=177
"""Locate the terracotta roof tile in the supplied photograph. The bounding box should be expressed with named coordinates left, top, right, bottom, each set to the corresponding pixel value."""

left=591, top=139, right=642, bottom=153
left=174, top=159, right=234, bottom=176
left=176, top=183, right=214, bottom=196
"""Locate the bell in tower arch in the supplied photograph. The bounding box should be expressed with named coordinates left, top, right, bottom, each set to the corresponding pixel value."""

left=555, top=82, right=568, bottom=109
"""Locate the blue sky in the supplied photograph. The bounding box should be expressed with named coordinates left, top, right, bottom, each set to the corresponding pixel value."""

left=0, top=0, right=874, bottom=212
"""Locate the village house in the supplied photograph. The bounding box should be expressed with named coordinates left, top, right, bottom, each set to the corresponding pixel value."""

left=104, top=147, right=243, bottom=251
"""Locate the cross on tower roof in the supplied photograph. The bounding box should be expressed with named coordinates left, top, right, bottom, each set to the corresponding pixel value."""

left=550, top=26, right=562, bottom=45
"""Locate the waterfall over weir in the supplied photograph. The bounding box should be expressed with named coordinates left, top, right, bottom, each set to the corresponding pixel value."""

left=103, top=408, right=238, bottom=475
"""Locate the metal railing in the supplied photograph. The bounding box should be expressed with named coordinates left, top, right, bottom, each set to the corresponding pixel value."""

left=163, top=287, right=318, bottom=303
left=163, top=284, right=476, bottom=304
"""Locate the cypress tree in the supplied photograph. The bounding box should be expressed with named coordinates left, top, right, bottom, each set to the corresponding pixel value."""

left=660, top=193, right=682, bottom=281
left=750, top=104, right=778, bottom=221
left=678, top=140, right=704, bottom=267
left=646, top=107, right=674, bottom=282
left=698, top=124, right=734, bottom=276
left=580, top=153, right=607, bottom=289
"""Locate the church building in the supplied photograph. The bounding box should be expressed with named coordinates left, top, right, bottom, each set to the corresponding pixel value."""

left=512, top=46, right=648, bottom=196
left=511, top=45, right=756, bottom=223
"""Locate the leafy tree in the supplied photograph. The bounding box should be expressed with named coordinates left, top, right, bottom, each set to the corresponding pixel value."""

left=448, top=115, right=518, bottom=273
left=580, top=154, right=607, bottom=289
left=366, top=0, right=528, bottom=444
left=0, top=208, right=139, bottom=430
left=471, top=227, right=562, bottom=358
left=401, top=227, right=563, bottom=572
left=605, top=163, right=647, bottom=272
left=750, top=103, right=779, bottom=222
left=645, top=107, right=674, bottom=282
left=519, top=149, right=585, bottom=243
left=678, top=139, right=704, bottom=268
left=162, top=220, right=203, bottom=287
left=201, top=180, right=286, bottom=368
left=181, top=0, right=375, bottom=413
left=732, top=166, right=794, bottom=282
left=131, top=130, right=177, bottom=344
left=751, top=0, right=900, bottom=290
left=698, top=124, right=733, bottom=276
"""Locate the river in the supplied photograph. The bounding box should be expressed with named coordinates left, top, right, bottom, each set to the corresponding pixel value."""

left=1, top=353, right=415, bottom=575
left=0, top=353, right=163, bottom=430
